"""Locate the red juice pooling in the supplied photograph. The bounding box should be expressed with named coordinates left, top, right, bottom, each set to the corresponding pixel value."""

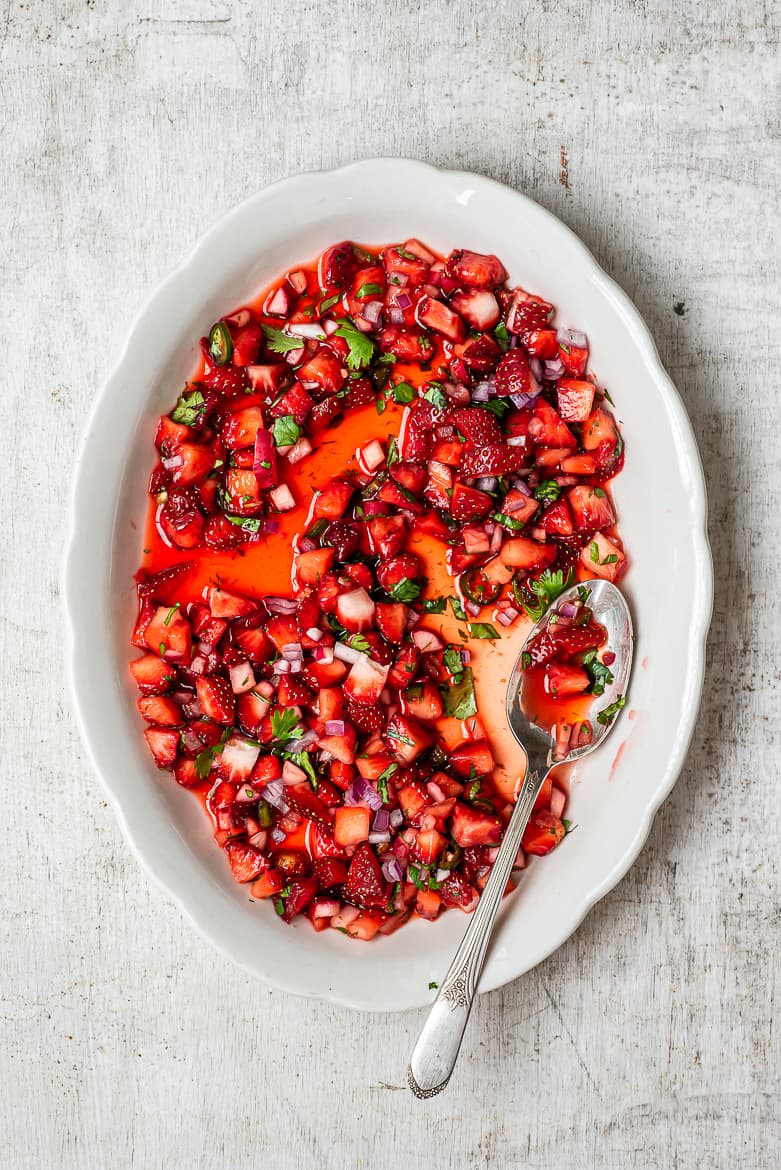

left=131, top=237, right=628, bottom=940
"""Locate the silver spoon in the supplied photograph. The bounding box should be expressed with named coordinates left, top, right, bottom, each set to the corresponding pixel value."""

left=407, top=578, right=633, bottom=1098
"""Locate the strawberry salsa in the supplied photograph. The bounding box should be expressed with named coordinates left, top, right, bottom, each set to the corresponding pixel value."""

left=130, top=238, right=627, bottom=941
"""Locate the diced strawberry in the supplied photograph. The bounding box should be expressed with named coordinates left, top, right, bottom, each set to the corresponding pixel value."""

left=522, top=811, right=565, bottom=855
left=431, top=438, right=464, bottom=466
left=268, top=382, right=314, bottom=425
left=221, top=406, right=265, bottom=450
left=402, top=679, right=444, bottom=721
left=143, top=606, right=193, bottom=663
left=560, top=453, right=596, bottom=475
left=284, top=784, right=332, bottom=827
left=143, top=727, right=179, bottom=769
left=318, top=241, right=357, bottom=290
left=558, top=341, right=589, bottom=376
left=196, top=675, right=236, bottom=724
left=233, top=626, right=272, bottom=663
left=527, top=620, right=608, bottom=666
left=137, top=696, right=181, bottom=726
left=200, top=341, right=248, bottom=395
left=582, top=405, right=619, bottom=451
left=535, top=446, right=572, bottom=470
left=522, top=328, right=558, bottom=358
left=334, top=806, right=371, bottom=847
left=499, top=536, right=557, bottom=572
left=383, top=244, right=431, bottom=284
left=230, top=320, right=264, bottom=366
left=376, top=553, right=421, bottom=596
left=450, top=739, right=495, bottom=777
left=263, top=284, right=293, bottom=317
left=557, top=378, right=595, bottom=423
left=387, top=643, right=420, bottom=689
left=450, top=801, right=504, bottom=847
left=415, top=295, right=466, bottom=342
left=203, top=514, right=244, bottom=551
left=274, top=849, right=311, bottom=879
left=224, top=841, right=268, bottom=883
left=440, top=870, right=478, bottom=911
left=156, top=415, right=192, bottom=451
left=280, top=877, right=319, bottom=922
left=452, top=406, right=503, bottom=446
left=379, top=327, right=435, bottom=363
left=494, top=349, right=536, bottom=398
left=528, top=399, right=577, bottom=448
left=171, top=757, right=198, bottom=788
left=412, top=827, right=447, bottom=866
left=295, top=547, right=335, bottom=587
left=451, top=482, right=493, bottom=522
left=264, top=614, right=298, bottom=650
left=449, top=289, right=500, bottom=330
left=345, top=911, right=387, bottom=939
left=384, top=713, right=433, bottom=763
left=343, top=655, right=389, bottom=706
left=298, top=347, right=346, bottom=394
left=313, top=857, right=349, bottom=887
left=336, top=587, right=375, bottom=632
left=277, top=675, right=315, bottom=708
left=460, top=443, right=526, bottom=477
left=376, top=479, right=424, bottom=514
left=225, top=468, right=264, bottom=516
left=170, top=443, right=216, bottom=488
left=375, top=602, right=408, bottom=644
left=343, top=562, right=374, bottom=591
left=246, top=363, right=288, bottom=394
left=312, top=478, right=354, bottom=520
left=454, top=333, right=502, bottom=373
left=304, top=659, right=349, bottom=690
left=208, top=587, right=258, bottom=619
left=317, top=723, right=357, bottom=763
left=308, top=396, right=343, bottom=432
left=391, top=461, right=427, bottom=497
left=158, top=491, right=204, bottom=550
left=567, top=486, right=616, bottom=532
left=499, top=489, right=538, bottom=528
left=414, top=887, right=442, bottom=920
left=545, top=663, right=590, bottom=696
left=580, top=531, right=626, bottom=581
left=130, top=654, right=174, bottom=695
left=445, top=249, right=507, bottom=289
left=345, top=842, right=390, bottom=909
left=538, top=498, right=574, bottom=536
left=250, top=868, right=286, bottom=898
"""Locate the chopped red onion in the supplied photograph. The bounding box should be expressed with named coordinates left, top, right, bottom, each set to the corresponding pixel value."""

left=460, top=649, right=471, bottom=664
left=298, top=537, right=316, bottom=553
left=322, top=317, right=339, bottom=336
left=389, top=809, right=404, bottom=830
left=304, top=626, right=322, bottom=642
left=226, top=308, right=251, bottom=328
left=312, top=644, right=334, bottom=664
left=426, top=780, right=445, bottom=803
left=180, top=727, right=203, bottom=755
left=465, top=599, right=482, bottom=617
left=248, top=829, right=268, bottom=850
left=255, top=679, right=274, bottom=698
left=229, top=662, right=256, bottom=694
left=362, top=300, right=384, bottom=325
left=412, top=628, right=444, bottom=652
left=443, top=382, right=471, bottom=405
left=234, top=783, right=261, bottom=805
left=555, top=475, right=578, bottom=487
left=281, top=642, right=303, bottom=661
left=436, top=424, right=455, bottom=438
left=395, top=292, right=413, bottom=310
left=358, top=439, right=385, bottom=471
left=508, top=392, right=535, bottom=409
left=495, top=608, right=517, bottom=626
left=332, top=905, right=360, bottom=928
left=388, top=270, right=408, bottom=286
left=352, top=776, right=383, bottom=811
left=264, top=596, right=298, bottom=614
left=489, top=524, right=504, bottom=554
left=269, top=483, right=295, bottom=512
left=550, top=786, right=566, bottom=819
left=382, top=857, right=404, bottom=883
left=333, top=641, right=363, bottom=665
left=288, top=321, right=328, bottom=340
left=368, top=831, right=391, bottom=845
left=263, top=519, right=281, bottom=535
left=470, top=383, right=492, bottom=403
left=544, top=357, right=566, bottom=380
left=392, top=836, right=409, bottom=861
left=253, top=428, right=278, bottom=486
left=287, top=269, right=308, bottom=294
left=272, top=659, right=292, bottom=675
left=287, top=730, right=319, bottom=752
left=270, top=826, right=286, bottom=843
left=506, top=435, right=527, bottom=447
left=372, top=809, right=390, bottom=832
left=287, top=437, right=312, bottom=465
left=263, top=780, right=289, bottom=813
left=557, top=327, right=587, bottom=348
left=314, top=899, right=341, bottom=919
left=161, top=454, right=183, bottom=471
left=324, top=719, right=345, bottom=736
left=475, top=476, right=498, bottom=492
left=388, top=307, right=405, bottom=325
left=558, top=601, right=578, bottom=619
left=529, top=357, right=543, bottom=380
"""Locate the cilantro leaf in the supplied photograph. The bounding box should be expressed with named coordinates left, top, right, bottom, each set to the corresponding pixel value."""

left=272, top=415, right=301, bottom=448
left=589, top=540, right=600, bottom=563
left=424, top=384, right=448, bottom=410
left=171, top=388, right=206, bottom=427
left=422, top=597, right=446, bottom=614
left=262, top=324, right=306, bottom=354
left=356, top=282, right=383, bottom=298
left=389, top=577, right=421, bottom=603
left=392, top=382, right=416, bottom=404
left=596, top=694, right=627, bottom=726
left=376, top=762, right=398, bottom=803
left=225, top=515, right=262, bottom=534
left=449, top=596, right=467, bottom=621
left=289, top=749, right=318, bottom=790
left=270, top=709, right=305, bottom=742
left=582, top=651, right=614, bottom=696
left=468, top=622, right=499, bottom=641
left=513, top=568, right=573, bottom=622
left=334, top=318, right=376, bottom=371
left=319, top=293, right=342, bottom=312
left=443, top=645, right=464, bottom=681
left=443, top=667, right=478, bottom=719
left=386, top=437, right=400, bottom=467
left=494, top=321, right=510, bottom=352
left=534, top=480, right=561, bottom=503
left=479, top=399, right=510, bottom=419
left=348, top=633, right=371, bottom=655
left=492, top=510, right=527, bottom=533
left=194, top=726, right=233, bottom=780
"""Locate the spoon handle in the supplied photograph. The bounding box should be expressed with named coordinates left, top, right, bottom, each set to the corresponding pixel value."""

left=407, top=763, right=550, bottom=1098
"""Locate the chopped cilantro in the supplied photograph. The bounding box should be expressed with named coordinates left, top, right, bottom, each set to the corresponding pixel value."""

left=356, top=282, right=383, bottom=298
left=319, top=293, right=342, bottom=313
left=494, top=321, right=510, bottom=351
left=194, top=726, right=233, bottom=780
left=492, top=510, right=526, bottom=532
left=602, top=554, right=619, bottom=565
left=270, top=708, right=305, bottom=743
left=521, top=651, right=532, bottom=670
left=289, top=749, right=318, bottom=790
left=594, top=487, right=606, bottom=498
left=424, top=384, right=448, bottom=410
left=428, top=981, right=439, bottom=990
left=375, top=394, right=387, bottom=415
left=272, top=415, right=301, bottom=448
left=262, top=324, right=305, bottom=354
left=467, top=777, right=482, bottom=801
left=603, top=387, right=615, bottom=405
left=577, top=585, right=592, bottom=604
left=534, top=480, right=561, bottom=503
left=589, top=541, right=600, bottom=563
left=348, top=633, right=371, bottom=655
left=225, top=515, right=262, bottom=533
left=396, top=247, right=418, bottom=260
left=422, top=597, right=446, bottom=614
left=376, top=762, right=398, bottom=803
left=334, top=318, right=376, bottom=371
left=449, top=596, right=467, bottom=621
left=377, top=353, right=397, bottom=365
left=443, top=645, right=464, bottom=681
left=596, top=695, right=627, bottom=726
left=514, top=568, right=573, bottom=622
left=581, top=649, right=614, bottom=696
left=389, top=577, right=421, bottom=603
left=443, top=667, right=477, bottom=719
left=468, top=622, right=499, bottom=641
left=479, top=399, right=510, bottom=419
left=386, top=728, right=415, bottom=747
left=386, top=437, right=400, bottom=466
left=392, top=382, right=416, bottom=404
left=171, top=388, right=206, bottom=427
left=163, top=602, right=180, bottom=626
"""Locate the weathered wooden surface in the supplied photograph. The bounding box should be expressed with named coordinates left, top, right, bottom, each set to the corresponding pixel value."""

left=1, top=2, right=779, bottom=1167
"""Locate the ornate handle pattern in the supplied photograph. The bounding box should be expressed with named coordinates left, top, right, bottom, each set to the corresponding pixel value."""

left=407, top=761, right=551, bottom=1098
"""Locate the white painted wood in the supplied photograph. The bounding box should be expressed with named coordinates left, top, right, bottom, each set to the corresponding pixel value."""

left=1, top=1, right=778, bottom=1166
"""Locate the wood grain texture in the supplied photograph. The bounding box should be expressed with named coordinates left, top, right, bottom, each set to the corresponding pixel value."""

left=1, top=1, right=779, bottom=1166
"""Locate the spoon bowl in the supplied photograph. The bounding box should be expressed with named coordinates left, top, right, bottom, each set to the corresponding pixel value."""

left=408, top=579, right=634, bottom=1098
left=505, top=578, right=634, bottom=775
